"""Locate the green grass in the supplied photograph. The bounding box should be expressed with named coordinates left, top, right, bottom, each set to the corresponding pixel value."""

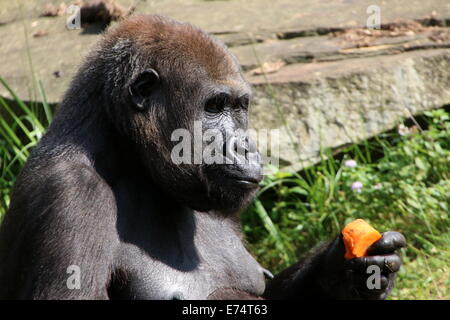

left=0, top=77, right=52, bottom=218
left=0, top=78, right=449, bottom=299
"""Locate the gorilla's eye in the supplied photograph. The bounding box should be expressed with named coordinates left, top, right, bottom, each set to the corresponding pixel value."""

left=205, top=94, right=228, bottom=114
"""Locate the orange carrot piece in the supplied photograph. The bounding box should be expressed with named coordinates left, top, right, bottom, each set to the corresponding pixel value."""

left=342, top=219, right=382, bottom=259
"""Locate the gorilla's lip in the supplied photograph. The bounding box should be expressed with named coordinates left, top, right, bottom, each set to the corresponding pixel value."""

left=236, top=179, right=260, bottom=188
left=214, top=171, right=262, bottom=188
left=233, top=177, right=261, bottom=188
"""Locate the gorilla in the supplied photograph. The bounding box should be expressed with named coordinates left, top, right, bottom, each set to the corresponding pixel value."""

left=0, top=14, right=405, bottom=299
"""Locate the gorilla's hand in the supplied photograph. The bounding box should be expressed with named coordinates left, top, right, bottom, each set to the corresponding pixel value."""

left=318, top=231, right=406, bottom=300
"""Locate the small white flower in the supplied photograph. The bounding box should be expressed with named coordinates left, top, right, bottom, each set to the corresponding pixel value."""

left=373, top=183, right=382, bottom=190
left=351, top=181, right=363, bottom=192
left=398, top=124, right=410, bottom=136
left=344, top=159, right=357, bottom=168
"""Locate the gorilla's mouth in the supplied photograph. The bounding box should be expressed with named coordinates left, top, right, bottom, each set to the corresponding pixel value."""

left=202, top=159, right=263, bottom=191
left=224, top=174, right=262, bottom=189
left=234, top=177, right=260, bottom=188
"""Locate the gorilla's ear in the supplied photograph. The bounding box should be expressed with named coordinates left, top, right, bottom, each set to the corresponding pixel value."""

left=128, top=69, right=160, bottom=111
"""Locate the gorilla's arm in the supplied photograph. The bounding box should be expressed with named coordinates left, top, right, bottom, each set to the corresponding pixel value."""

left=263, top=240, right=334, bottom=299
left=0, top=163, right=118, bottom=299
left=263, top=232, right=406, bottom=300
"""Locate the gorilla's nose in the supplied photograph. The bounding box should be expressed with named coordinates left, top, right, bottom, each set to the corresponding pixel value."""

left=223, top=134, right=263, bottom=184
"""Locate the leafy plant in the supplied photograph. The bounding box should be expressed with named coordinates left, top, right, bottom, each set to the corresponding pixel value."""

left=0, top=77, right=53, bottom=219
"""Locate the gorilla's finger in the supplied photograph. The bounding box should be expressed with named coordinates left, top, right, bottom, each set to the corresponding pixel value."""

left=367, top=231, right=406, bottom=255
left=345, top=254, right=402, bottom=273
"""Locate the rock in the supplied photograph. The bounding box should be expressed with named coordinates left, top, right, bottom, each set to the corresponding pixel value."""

left=248, top=49, right=450, bottom=170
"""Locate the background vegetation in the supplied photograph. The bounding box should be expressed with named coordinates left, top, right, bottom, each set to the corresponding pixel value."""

left=0, top=77, right=449, bottom=299
left=242, top=107, right=450, bottom=300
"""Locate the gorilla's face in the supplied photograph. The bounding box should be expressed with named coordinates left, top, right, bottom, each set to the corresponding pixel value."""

left=194, top=80, right=263, bottom=213
left=127, top=65, right=262, bottom=213
left=107, top=16, right=262, bottom=213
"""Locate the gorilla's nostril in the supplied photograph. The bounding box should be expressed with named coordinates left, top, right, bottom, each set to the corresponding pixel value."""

left=223, top=135, right=259, bottom=163
left=223, top=136, right=238, bottom=161
left=236, top=136, right=250, bottom=158
left=247, top=138, right=257, bottom=153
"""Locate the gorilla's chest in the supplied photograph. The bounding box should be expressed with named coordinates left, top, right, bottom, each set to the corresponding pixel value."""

left=115, top=209, right=266, bottom=299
